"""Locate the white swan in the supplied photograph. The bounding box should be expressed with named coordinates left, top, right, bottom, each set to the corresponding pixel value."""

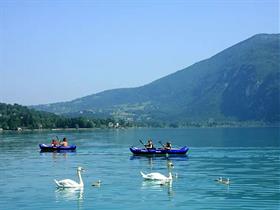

left=54, top=167, right=85, bottom=188
left=140, top=171, right=172, bottom=182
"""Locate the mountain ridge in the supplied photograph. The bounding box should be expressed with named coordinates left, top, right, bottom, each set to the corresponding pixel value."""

left=33, top=33, right=280, bottom=124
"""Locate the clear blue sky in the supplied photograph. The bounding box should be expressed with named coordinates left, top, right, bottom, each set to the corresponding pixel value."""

left=0, top=0, right=279, bottom=105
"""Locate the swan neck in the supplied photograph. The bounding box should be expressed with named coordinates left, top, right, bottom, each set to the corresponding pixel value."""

left=77, top=170, right=83, bottom=186
left=168, top=172, right=172, bottom=180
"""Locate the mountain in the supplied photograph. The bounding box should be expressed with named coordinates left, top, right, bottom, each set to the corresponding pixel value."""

left=33, top=34, right=280, bottom=124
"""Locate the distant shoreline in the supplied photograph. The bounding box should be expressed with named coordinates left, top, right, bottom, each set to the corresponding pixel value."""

left=1, top=124, right=279, bottom=133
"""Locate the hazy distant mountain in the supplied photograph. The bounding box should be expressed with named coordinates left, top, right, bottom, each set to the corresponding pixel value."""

left=33, top=34, right=280, bottom=124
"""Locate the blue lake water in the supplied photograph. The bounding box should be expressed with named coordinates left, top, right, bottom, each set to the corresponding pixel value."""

left=0, top=127, right=279, bottom=209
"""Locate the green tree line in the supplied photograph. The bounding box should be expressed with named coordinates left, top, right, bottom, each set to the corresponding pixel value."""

left=0, top=103, right=131, bottom=130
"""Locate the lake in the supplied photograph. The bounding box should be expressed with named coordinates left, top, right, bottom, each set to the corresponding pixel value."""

left=0, top=127, right=279, bottom=209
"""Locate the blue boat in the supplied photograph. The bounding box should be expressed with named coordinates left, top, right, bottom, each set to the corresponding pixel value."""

left=39, top=144, right=76, bottom=152
left=129, top=146, right=189, bottom=155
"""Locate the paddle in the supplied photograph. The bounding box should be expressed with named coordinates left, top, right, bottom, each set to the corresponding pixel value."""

left=139, top=139, right=145, bottom=147
left=54, top=136, right=60, bottom=147
left=139, top=139, right=153, bottom=149
left=158, top=141, right=165, bottom=147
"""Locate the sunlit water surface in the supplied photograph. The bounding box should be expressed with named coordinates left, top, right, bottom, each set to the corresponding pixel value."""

left=0, top=128, right=279, bottom=209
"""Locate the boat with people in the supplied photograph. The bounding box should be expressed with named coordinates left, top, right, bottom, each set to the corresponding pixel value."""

left=39, top=144, right=77, bottom=152
left=130, top=139, right=189, bottom=155
left=39, top=137, right=76, bottom=152
left=130, top=146, right=189, bottom=155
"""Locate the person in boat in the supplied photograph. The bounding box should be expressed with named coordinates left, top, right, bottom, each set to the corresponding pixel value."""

left=145, top=139, right=155, bottom=149
left=164, top=142, right=172, bottom=150
left=51, top=139, right=59, bottom=147
left=60, top=137, right=68, bottom=147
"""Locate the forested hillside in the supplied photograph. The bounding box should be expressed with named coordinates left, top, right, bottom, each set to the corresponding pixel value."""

left=0, top=103, right=128, bottom=130
left=33, top=34, right=280, bottom=125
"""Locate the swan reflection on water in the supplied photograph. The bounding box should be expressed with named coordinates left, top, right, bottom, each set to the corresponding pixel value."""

left=55, top=187, right=84, bottom=201
left=141, top=180, right=174, bottom=198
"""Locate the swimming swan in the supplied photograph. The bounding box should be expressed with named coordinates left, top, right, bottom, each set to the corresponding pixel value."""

left=54, top=167, right=85, bottom=188
left=140, top=171, right=172, bottom=182
left=215, top=177, right=230, bottom=185
left=167, top=160, right=174, bottom=168
left=92, top=180, right=101, bottom=187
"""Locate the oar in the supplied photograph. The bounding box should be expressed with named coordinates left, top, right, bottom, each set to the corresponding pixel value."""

left=139, top=139, right=145, bottom=147
left=158, top=141, right=165, bottom=147
left=55, top=136, right=61, bottom=147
